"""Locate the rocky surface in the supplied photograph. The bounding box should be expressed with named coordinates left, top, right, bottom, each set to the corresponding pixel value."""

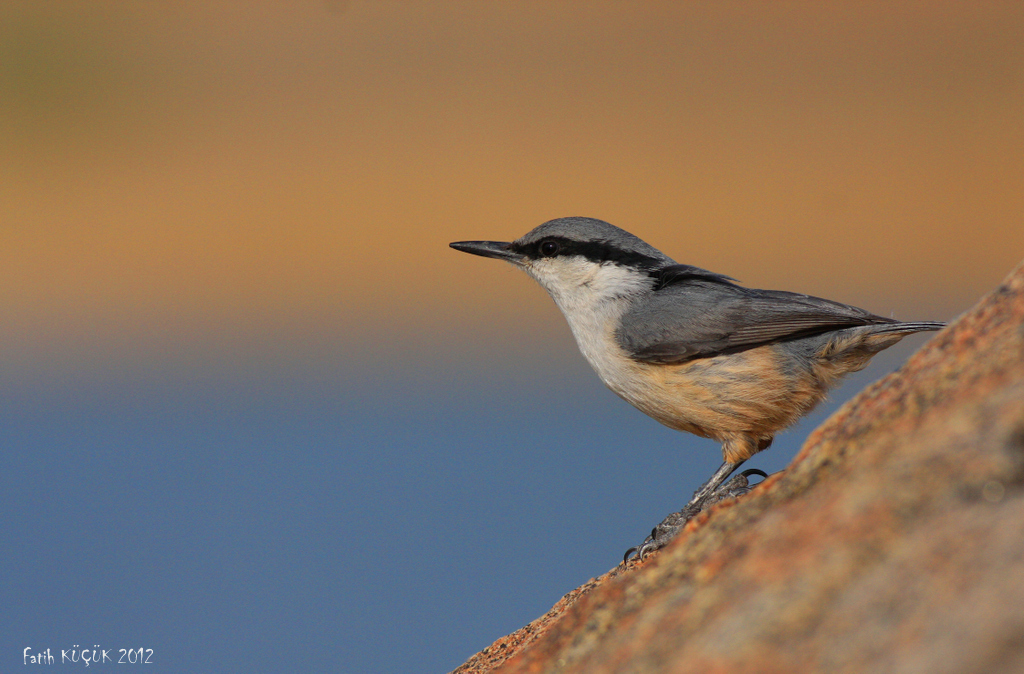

left=453, top=259, right=1024, bottom=674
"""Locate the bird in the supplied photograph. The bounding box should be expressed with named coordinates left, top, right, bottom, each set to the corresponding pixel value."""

left=450, top=217, right=944, bottom=560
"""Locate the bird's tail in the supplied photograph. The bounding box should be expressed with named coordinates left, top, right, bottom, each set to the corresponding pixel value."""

left=813, top=319, right=946, bottom=381
left=870, top=320, right=945, bottom=335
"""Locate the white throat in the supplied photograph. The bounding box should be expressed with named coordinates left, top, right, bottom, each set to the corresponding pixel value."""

left=521, top=258, right=651, bottom=383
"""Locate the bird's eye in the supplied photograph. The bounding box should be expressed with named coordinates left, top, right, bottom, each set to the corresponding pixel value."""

left=539, top=240, right=560, bottom=257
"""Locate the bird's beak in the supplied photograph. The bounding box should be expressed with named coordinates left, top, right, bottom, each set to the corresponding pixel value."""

left=449, top=240, right=526, bottom=265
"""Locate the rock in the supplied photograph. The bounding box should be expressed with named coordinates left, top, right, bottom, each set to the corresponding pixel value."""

left=452, top=259, right=1024, bottom=674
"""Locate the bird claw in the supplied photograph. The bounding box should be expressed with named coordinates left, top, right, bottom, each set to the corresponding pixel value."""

left=705, top=468, right=768, bottom=504
left=623, top=468, right=771, bottom=563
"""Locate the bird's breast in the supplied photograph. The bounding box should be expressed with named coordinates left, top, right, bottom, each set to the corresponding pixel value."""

left=558, top=295, right=649, bottom=395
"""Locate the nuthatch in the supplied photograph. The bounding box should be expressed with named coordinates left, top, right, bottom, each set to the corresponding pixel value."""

left=450, top=217, right=944, bottom=559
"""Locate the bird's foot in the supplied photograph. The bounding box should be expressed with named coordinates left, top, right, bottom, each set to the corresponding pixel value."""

left=623, top=469, right=768, bottom=563
left=703, top=467, right=767, bottom=505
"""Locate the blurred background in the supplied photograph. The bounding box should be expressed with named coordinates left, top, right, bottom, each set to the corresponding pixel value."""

left=2, top=2, right=1022, bottom=672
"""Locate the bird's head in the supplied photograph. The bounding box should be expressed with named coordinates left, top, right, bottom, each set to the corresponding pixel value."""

left=450, top=217, right=674, bottom=308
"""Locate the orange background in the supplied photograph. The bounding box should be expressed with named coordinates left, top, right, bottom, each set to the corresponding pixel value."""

left=2, top=1, right=1021, bottom=388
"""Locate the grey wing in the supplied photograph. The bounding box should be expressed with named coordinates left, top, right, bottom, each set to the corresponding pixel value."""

left=616, top=277, right=895, bottom=364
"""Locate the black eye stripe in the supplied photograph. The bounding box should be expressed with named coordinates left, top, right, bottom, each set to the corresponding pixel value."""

left=511, top=236, right=662, bottom=269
